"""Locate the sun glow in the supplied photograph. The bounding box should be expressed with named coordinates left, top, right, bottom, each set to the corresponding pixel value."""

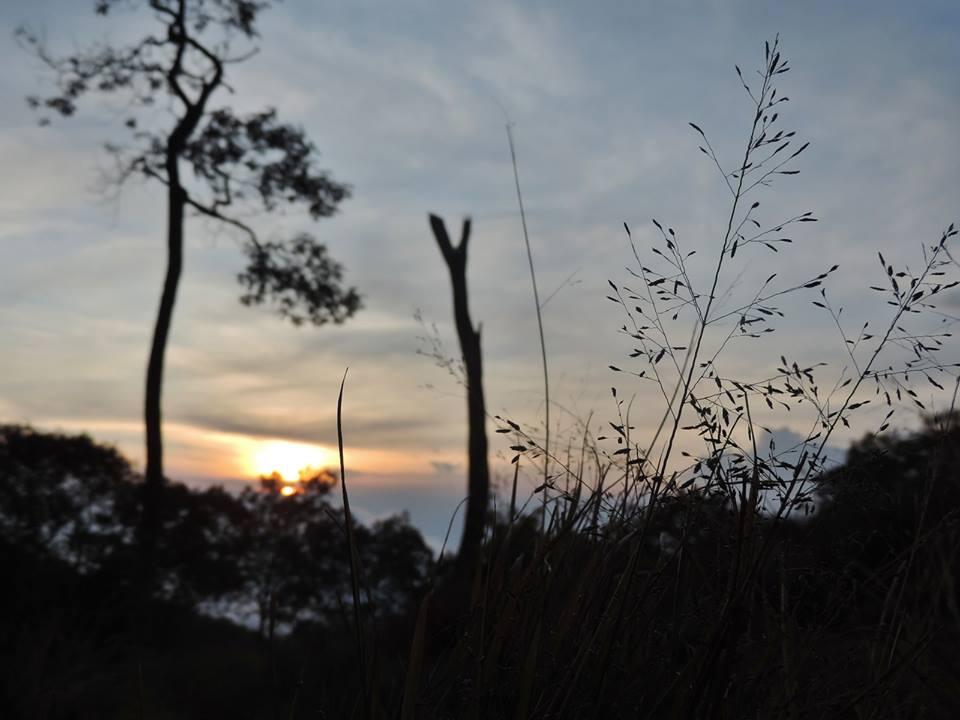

left=250, top=439, right=333, bottom=483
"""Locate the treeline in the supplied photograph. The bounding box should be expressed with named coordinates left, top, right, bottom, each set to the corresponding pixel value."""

left=2, top=419, right=960, bottom=717
left=0, top=422, right=431, bottom=644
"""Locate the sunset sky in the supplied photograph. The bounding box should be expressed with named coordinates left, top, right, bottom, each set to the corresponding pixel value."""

left=2, top=0, right=958, bottom=545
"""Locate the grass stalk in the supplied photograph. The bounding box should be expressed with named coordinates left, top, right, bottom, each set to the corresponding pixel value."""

left=337, top=368, right=368, bottom=716
left=506, top=123, right=551, bottom=524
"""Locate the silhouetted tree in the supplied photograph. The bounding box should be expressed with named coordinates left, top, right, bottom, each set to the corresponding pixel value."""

left=155, top=481, right=250, bottom=606
left=358, top=512, right=432, bottom=617
left=813, top=411, right=960, bottom=573
left=0, top=425, right=436, bottom=717
left=229, top=473, right=432, bottom=632
left=230, top=472, right=344, bottom=634
left=17, top=0, right=360, bottom=579
left=0, top=424, right=139, bottom=572
left=428, top=214, right=490, bottom=573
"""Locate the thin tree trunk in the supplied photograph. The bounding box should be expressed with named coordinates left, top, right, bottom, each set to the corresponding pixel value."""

left=429, top=214, right=489, bottom=573
left=137, top=21, right=216, bottom=580
left=140, top=174, right=186, bottom=577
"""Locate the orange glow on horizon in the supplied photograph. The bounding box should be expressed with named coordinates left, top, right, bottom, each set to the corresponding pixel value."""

left=280, top=485, right=298, bottom=496
left=40, top=419, right=464, bottom=487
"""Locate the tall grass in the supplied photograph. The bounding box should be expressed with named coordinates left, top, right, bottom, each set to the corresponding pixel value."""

left=349, top=36, right=960, bottom=719
left=506, top=122, right=552, bottom=530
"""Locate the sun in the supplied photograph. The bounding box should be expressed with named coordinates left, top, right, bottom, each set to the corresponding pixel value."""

left=250, top=439, right=332, bottom=483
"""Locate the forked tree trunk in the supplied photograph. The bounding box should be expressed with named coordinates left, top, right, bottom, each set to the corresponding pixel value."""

left=429, top=214, right=490, bottom=572
left=140, top=173, right=186, bottom=578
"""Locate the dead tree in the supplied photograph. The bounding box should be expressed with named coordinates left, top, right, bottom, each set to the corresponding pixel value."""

left=429, top=214, right=489, bottom=571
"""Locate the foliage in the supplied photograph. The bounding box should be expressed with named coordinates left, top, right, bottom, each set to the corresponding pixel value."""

left=0, top=424, right=138, bottom=572
left=0, top=424, right=430, bottom=637
left=239, top=234, right=361, bottom=327
left=17, top=0, right=359, bottom=326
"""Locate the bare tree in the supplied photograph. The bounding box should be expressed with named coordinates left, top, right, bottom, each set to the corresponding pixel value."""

left=18, top=0, right=360, bottom=578
left=428, top=214, right=489, bottom=571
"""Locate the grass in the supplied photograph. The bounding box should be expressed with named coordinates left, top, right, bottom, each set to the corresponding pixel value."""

left=347, top=35, right=960, bottom=719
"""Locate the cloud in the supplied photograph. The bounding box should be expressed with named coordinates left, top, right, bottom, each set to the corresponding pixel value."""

left=1, top=0, right=958, bottom=544
left=430, top=460, right=459, bottom=476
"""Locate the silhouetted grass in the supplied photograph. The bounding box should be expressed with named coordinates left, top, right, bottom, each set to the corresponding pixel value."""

left=381, top=35, right=960, bottom=719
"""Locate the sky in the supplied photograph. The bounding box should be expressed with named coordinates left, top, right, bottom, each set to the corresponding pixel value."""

left=1, top=0, right=958, bottom=546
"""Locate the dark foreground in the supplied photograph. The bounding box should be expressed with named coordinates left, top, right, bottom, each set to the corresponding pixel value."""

left=2, top=419, right=960, bottom=719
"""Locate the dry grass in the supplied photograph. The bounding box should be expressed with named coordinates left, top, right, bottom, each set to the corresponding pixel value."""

left=344, top=37, right=960, bottom=719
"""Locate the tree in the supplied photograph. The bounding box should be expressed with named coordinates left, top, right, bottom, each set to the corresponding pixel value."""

left=232, top=471, right=345, bottom=635
left=0, top=424, right=139, bottom=572
left=428, top=215, right=490, bottom=572
left=358, top=512, right=433, bottom=617
left=18, top=0, right=361, bottom=576
left=812, top=411, right=960, bottom=571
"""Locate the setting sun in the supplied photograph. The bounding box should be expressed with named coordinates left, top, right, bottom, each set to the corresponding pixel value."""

left=249, top=439, right=333, bottom=483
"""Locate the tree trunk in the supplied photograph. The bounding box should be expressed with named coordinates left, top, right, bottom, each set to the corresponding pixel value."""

left=140, top=175, right=186, bottom=578
left=428, top=215, right=490, bottom=573
left=137, top=29, right=215, bottom=582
